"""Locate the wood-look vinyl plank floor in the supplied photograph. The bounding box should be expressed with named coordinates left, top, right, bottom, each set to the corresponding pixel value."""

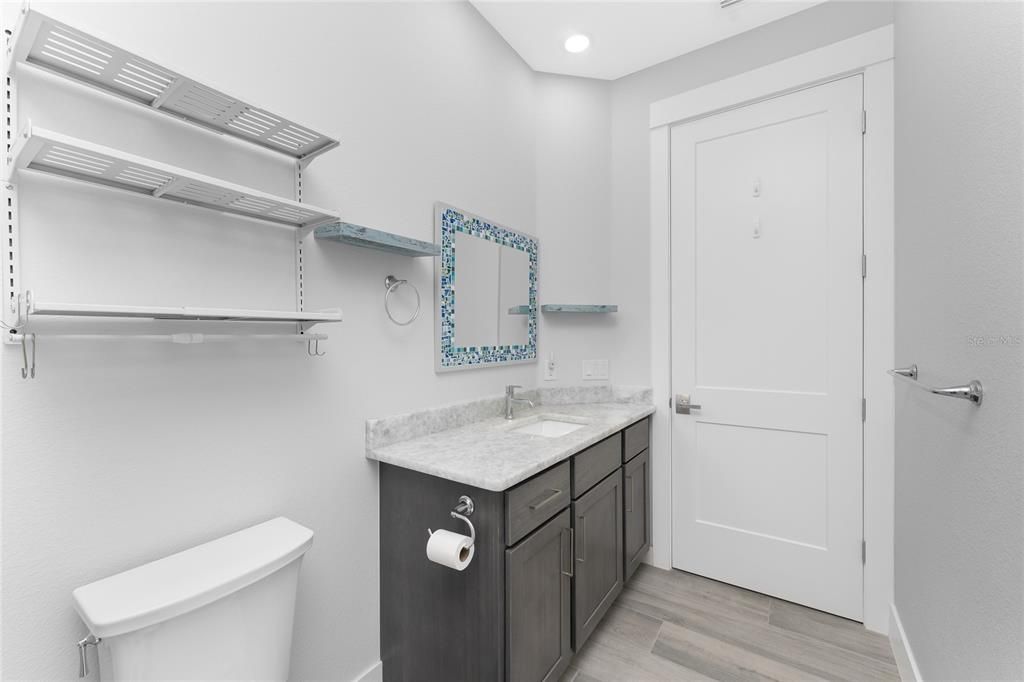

left=561, top=565, right=899, bottom=682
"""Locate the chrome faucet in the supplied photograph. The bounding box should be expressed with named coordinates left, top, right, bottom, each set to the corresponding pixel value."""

left=505, top=385, right=534, bottom=420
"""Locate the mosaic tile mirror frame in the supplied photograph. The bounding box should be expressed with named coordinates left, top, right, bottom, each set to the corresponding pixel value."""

left=435, top=203, right=538, bottom=372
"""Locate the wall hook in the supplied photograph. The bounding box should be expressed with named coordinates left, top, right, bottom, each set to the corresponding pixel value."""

left=20, top=332, right=35, bottom=379
left=307, top=337, right=325, bottom=357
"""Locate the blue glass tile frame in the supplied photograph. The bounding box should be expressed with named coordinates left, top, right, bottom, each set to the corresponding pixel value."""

left=434, top=202, right=538, bottom=372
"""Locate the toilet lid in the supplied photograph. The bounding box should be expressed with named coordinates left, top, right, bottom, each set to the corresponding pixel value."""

left=72, top=517, right=313, bottom=638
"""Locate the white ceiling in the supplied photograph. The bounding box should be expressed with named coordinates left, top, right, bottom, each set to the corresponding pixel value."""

left=471, top=1, right=829, bottom=81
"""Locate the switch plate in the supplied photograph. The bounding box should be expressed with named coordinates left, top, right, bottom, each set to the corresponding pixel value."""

left=582, top=359, right=609, bottom=381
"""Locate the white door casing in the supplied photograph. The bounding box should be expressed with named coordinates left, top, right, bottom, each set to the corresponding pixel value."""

left=670, top=75, right=864, bottom=620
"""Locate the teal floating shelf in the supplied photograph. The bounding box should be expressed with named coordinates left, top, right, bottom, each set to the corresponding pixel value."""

left=507, top=305, right=532, bottom=315
left=315, top=222, right=440, bottom=258
left=541, top=305, right=618, bottom=313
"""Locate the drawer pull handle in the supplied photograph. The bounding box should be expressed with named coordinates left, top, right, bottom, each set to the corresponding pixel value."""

left=529, top=488, right=562, bottom=511
left=560, top=527, right=574, bottom=577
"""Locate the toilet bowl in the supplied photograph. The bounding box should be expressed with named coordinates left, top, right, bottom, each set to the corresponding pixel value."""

left=72, top=517, right=313, bottom=681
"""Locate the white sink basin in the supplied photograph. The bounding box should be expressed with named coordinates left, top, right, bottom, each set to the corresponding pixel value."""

left=511, top=419, right=586, bottom=438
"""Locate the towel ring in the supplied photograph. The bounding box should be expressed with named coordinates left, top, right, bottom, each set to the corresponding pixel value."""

left=384, top=275, right=420, bottom=326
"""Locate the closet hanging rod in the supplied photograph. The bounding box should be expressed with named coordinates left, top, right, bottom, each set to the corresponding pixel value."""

left=15, top=294, right=342, bottom=326
left=9, top=332, right=327, bottom=344
left=6, top=7, right=339, bottom=162
left=888, top=364, right=984, bottom=406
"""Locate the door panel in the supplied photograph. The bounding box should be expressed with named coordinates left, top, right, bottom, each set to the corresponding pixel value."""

left=624, top=449, right=651, bottom=580
left=670, top=76, right=864, bottom=620
left=572, top=471, right=623, bottom=649
left=506, top=509, right=572, bottom=682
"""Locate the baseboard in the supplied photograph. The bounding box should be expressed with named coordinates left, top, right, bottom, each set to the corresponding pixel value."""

left=356, top=661, right=383, bottom=682
left=889, top=603, right=923, bottom=682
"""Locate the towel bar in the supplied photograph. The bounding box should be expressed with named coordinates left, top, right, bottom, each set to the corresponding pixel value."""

left=888, top=364, right=983, bottom=406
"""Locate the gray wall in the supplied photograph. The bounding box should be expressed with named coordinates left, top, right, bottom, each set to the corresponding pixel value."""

left=607, top=1, right=896, bottom=386
left=0, top=2, right=613, bottom=679
left=893, top=2, right=1024, bottom=679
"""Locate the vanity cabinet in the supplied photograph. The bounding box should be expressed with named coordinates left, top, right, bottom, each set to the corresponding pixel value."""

left=379, top=416, right=651, bottom=682
left=623, top=448, right=651, bottom=580
left=506, top=510, right=573, bottom=682
left=571, top=469, right=623, bottom=649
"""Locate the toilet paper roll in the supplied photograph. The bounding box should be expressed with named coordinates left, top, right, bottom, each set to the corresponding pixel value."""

left=426, top=529, right=475, bottom=571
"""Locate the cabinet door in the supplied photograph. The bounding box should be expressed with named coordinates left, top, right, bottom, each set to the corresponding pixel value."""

left=572, top=471, right=624, bottom=649
left=506, top=509, right=573, bottom=682
left=624, top=449, right=651, bottom=581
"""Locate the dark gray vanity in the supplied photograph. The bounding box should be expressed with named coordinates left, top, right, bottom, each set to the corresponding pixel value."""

left=379, top=416, right=651, bottom=682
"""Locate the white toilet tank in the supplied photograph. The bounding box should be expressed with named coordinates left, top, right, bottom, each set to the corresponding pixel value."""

left=72, top=517, right=314, bottom=681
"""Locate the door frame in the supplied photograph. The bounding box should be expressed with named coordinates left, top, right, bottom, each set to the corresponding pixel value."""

left=648, top=25, right=894, bottom=634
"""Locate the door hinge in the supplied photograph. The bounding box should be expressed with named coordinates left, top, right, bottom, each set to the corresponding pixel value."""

left=862, top=253, right=867, bottom=279
left=861, top=398, right=867, bottom=422
left=861, top=110, right=867, bottom=135
left=862, top=540, right=866, bottom=564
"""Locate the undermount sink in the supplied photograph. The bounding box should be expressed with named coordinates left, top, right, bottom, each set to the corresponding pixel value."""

left=510, top=418, right=586, bottom=438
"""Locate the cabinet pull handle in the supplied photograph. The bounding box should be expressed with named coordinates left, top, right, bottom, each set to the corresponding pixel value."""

left=561, top=527, right=574, bottom=577
left=576, top=516, right=586, bottom=563
left=529, top=488, right=562, bottom=511
left=625, top=475, right=634, bottom=513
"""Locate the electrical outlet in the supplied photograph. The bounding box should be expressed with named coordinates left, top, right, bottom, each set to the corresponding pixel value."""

left=544, top=353, right=557, bottom=381
left=582, top=359, right=609, bottom=381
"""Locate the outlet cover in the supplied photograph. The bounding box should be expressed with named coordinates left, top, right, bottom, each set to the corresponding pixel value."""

left=544, top=353, right=557, bottom=381
left=582, top=359, right=609, bottom=381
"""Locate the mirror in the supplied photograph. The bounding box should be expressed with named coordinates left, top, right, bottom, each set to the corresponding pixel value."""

left=435, top=203, right=538, bottom=371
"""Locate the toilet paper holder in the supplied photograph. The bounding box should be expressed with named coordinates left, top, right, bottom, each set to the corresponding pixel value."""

left=428, top=495, right=476, bottom=545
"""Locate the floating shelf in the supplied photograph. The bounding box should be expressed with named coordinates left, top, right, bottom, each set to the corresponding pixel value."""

left=315, top=222, right=439, bottom=257
left=7, top=9, right=339, bottom=161
left=541, top=305, right=618, bottom=314
left=24, top=298, right=342, bottom=325
left=507, top=305, right=532, bottom=315
left=7, top=126, right=340, bottom=229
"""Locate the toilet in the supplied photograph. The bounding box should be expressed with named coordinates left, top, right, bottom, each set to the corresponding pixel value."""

left=72, top=517, right=313, bottom=681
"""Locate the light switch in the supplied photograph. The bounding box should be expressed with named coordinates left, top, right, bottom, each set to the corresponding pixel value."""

left=582, top=359, right=609, bottom=381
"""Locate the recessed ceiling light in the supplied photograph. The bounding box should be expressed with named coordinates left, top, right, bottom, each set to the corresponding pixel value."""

left=564, top=34, right=590, bottom=54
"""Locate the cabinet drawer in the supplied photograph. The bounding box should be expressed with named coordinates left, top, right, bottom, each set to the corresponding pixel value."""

left=572, top=435, right=622, bottom=498
left=506, top=461, right=571, bottom=546
left=623, top=418, right=650, bottom=463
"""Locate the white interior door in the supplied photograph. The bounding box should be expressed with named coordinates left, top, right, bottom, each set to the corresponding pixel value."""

left=670, top=76, right=864, bottom=620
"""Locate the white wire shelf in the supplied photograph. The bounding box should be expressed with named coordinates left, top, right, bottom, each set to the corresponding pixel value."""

left=6, top=8, right=339, bottom=162
left=6, top=125, right=340, bottom=229
left=22, top=297, right=343, bottom=325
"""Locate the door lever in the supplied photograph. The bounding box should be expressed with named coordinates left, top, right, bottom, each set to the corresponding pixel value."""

left=675, top=394, right=702, bottom=415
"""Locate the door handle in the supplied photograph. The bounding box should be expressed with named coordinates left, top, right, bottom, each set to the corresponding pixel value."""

left=675, top=394, right=702, bottom=415
left=625, top=475, right=634, bottom=513
left=560, top=527, right=574, bottom=577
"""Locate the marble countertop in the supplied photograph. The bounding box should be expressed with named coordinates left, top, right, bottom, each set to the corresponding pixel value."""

left=365, top=392, right=654, bottom=491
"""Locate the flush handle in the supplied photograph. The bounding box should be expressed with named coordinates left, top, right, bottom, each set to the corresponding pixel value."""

left=77, top=634, right=100, bottom=678
left=675, top=394, right=702, bottom=415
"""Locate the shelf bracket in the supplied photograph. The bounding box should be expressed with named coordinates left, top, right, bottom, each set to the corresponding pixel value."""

left=294, top=160, right=305, bottom=331
left=3, top=183, right=20, bottom=333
